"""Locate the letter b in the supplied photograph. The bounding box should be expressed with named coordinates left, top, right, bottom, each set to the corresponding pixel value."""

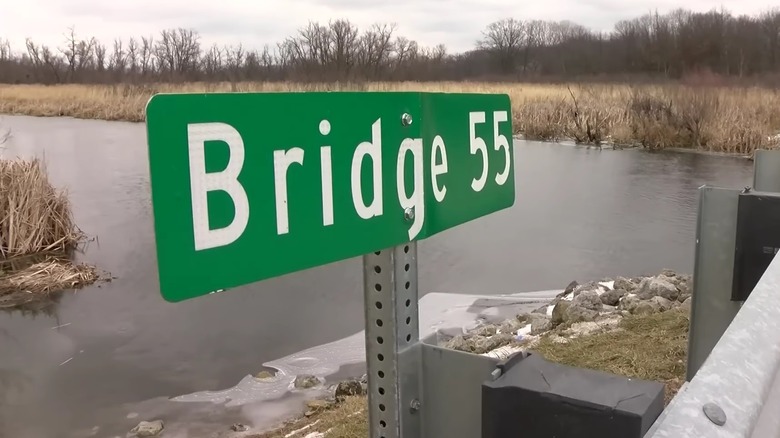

left=187, top=122, right=250, bottom=251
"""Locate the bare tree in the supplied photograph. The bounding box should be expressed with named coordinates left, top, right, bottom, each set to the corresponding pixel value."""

left=154, top=28, right=201, bottom=80
left=478, top=18, right=526, bottom=73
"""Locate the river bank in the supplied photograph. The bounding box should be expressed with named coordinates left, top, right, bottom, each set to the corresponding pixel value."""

left=169, top=269, right=690, bottom=438
left=1, top=82, right=778, bottom=154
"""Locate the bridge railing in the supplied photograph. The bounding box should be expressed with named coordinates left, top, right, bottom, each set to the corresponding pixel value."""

left=646, top=150, right=780, bottom=438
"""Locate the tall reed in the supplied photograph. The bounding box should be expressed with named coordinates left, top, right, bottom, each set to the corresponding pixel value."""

left=0, top=158, right=83, bottom=258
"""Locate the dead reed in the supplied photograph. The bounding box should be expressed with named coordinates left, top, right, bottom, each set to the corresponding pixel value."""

left=0, top=157, right=97, bottom=308
left=0, top=81, right=779, bottom=153
left=0, top=256, right=97, bottom=300
left=0, top=158, right=84, bottom=258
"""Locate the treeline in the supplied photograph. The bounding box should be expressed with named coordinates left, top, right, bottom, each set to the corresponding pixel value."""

left=0, top=7, right=779, bottom=84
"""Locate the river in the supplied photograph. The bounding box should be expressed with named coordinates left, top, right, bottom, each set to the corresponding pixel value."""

left=0, top=115, right=754, bottom=437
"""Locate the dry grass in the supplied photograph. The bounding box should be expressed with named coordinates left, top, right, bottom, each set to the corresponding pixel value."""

left=0, top=157, right=97, bottom=309
left=0, top=158, right=84, bottom=258
left=0, top=256, right=97, bottom=308
left=532, top=307, right=690, bottom=405
left=2, top=81, right=778, bottom=153
left=252, top=396, right=366, bottom=438
left=252, top=309, right=689, bottom=437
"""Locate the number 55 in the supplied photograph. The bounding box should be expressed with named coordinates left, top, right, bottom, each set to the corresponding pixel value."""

left=469, top=111, right=511, bottom=192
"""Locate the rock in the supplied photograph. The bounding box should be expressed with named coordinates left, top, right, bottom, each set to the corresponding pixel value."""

left=680, top=297, right=692, bottom=312
left=551, top=301, right=571, bottom=327
left=632, top=301, right=657, bottom=315
left=231, top=423, right=249, bottom=432
left=651, top=296, right=674, bottom=311
left=678, top=275, right=693, bottom=295
left=335, top=378, right=366, bottom=400
left=306, top=399, right=333, bottom=411
left=637, top=276, right=680, bottom=301
left=572, top=290, right=602, bottom=311
left=472, top=324, right=497, bottom=337
left=564, top=305, right=600, bottom=324
left=445, top=332, right=514, bottom=354
left=255, top=370, right=275, bottom=379
left=614, top=277, right=635, bottom=293
left=677, top=292, right=691, bottom=303
left=600, top=288, right=627, bottom=306
left=661, top=269, right=679, bottom=278
left=601, top=304, right=617, bottom=313
left=473, top=333, right=515, bottom=354
left=443, top=334, right=471, bottom=351
left=498, top=317, right=525, bottom=334
left=294, top=374, right=321, bottom=389
left=633, top=296, right=673, bottom=315
left=529, top=314, right=552, bottom=335
left=567, top=316, right=622, bottom=337
left=557, top=280, right=578, bottom=298
left=129, top=420, right=164, bottom=437
left=618, top=294, right=641, bottom=313
left=573, top=282, right=600, bottom=297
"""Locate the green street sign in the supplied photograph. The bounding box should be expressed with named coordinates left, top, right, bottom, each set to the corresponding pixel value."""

left=146, top=92, right=515, bottom=302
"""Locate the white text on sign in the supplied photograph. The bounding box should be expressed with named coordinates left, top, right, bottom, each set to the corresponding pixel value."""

left=186, top=111, right=510, bottom=251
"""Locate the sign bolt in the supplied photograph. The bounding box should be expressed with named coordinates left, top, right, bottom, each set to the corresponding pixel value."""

left=404, top=207, right=415, bottom=222
left=702, top=402, right=726, bottom=426
left=401, top=113, right=413, bottom=126
left=410, top=399, right=421, bottom=412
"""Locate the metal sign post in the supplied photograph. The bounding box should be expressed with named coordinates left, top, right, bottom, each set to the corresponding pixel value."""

left=363, top=244, right=421, bottom=438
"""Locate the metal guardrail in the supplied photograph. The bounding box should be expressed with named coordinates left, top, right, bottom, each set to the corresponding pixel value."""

left=646, top=150, right=780, bottom=438
left=646, top=251, right=780, bottom=438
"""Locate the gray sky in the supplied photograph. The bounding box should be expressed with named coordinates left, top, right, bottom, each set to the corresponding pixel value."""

left=1, top=0, right=774, bottom=54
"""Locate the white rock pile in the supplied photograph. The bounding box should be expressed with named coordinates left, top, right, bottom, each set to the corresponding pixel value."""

left=442, top=270, right=692, bottom=359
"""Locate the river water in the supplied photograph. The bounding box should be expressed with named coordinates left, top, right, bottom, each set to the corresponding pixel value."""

left=0, top=115, right=754, bottom=437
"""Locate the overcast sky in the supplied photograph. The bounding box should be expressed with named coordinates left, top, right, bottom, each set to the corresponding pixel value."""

left=1, top=0, right=774, bottom=54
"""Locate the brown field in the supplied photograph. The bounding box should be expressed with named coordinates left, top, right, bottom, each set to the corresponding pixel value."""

left=1, top=81, right=779, bottom=154
left=254, top=308, right=689, bottom=438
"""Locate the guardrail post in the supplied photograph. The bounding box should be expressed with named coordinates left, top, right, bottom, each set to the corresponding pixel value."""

left=753, top=150, right=780, bottom=192
left=686, top=186, right=741, bottom=381
left=687, top=149, right=780, bottom=381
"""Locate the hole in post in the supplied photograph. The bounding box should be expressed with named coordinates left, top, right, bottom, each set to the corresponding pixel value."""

left=376, top=319, right=383, bottom=327
left=374, top=251, right=381, bottom=255
left=404, top=245, right=409, bottom=253
left=375, top=284, right=382, bottom=292
left=380, top=420, right=387, bottom=428
left=378, top=354, right=384, bottom=361
left=378, top=371, right=385, bottom=378
left=374, top=266, right=381, bottom=274
left=405, top=299, right=411, bottom=307
left=405, top=281, right=410, bottom=290
left=379, top=404, right=386, bottom=412
left=377, top=336, right=384, bottom=344
left=406, top=334, right=412, bottom=342
left=379, top=388, right=385, bottom=395
left=406, top=316, right=411, bottom=325
left=375, top=302, right=382, bottom=309
left=405, top=263, right=410, bottom=272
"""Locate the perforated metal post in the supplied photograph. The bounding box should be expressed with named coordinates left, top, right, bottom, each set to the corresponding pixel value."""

left=363, top=244, right=422, bottom=438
